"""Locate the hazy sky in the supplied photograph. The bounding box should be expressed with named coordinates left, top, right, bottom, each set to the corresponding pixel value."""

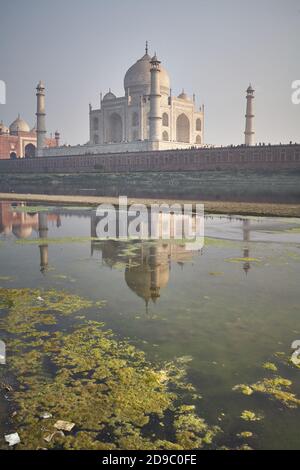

left=0, top=0, right=299, bottom=146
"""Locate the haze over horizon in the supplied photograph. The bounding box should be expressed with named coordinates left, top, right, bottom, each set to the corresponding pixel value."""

left=0, top=0, right=299, bottom=146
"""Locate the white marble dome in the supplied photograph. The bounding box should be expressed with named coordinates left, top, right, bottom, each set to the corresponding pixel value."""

left=124, top=52, right=170, bottom=95
left=9, top=115, right=30, bottom=133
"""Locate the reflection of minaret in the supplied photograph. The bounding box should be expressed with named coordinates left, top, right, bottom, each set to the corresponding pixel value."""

left=149, top=245, right=161, bottom=302
left=242, top=219, right=251, bottom=275
left=38, top=213, right=49, bottom=273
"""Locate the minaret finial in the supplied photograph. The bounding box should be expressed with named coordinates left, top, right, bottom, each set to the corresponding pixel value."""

left=145, top=40, right=148, bottom=54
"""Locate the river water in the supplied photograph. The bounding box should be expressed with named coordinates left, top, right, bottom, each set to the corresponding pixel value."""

left=0, top=200, right=300, bottom=449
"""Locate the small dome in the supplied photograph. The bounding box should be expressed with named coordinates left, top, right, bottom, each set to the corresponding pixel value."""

left=9, top=115, right=30, bottom=133
left=0, top=120, right=9, bottom=134
left=247, top=84, right=254, bottom=93
left=124, top=50, right=170, bottom=96
left=103, top=90, right=116, bottom=101
left=12, top=224, right=33, bottom=239
left=178, top=90, right=190, bottom=101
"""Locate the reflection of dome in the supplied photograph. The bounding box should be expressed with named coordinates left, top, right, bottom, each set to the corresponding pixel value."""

left=124, top=52, right=170, bottom=95
left=0, top=120, right=9, bottom=134
left=12, top=224, right=33, bottom=239
left=125, top=262, right=169, bottom=303
left=103, top=90, right=116, bottom=101
left=9, top=115, right=30, bottom=133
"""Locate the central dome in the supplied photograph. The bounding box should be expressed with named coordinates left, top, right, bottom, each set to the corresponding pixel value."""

left=124, top=52, right=170, bottom=96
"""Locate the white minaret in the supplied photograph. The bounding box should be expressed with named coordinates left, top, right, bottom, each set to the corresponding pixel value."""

left=244, top=84, right=255, bottom=146
left=149, top=54, right=162, bottom=142
left=36, top=80, right=46, bottom=156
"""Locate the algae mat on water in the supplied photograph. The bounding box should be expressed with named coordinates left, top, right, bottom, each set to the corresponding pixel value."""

left=0, top=288, right=220, bottom=450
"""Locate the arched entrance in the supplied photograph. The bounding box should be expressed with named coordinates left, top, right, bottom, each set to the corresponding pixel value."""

left=196, top=135, right=201, bottom=144
left=162, top=131, right=169, bottom=141
left=109, top=113, right=122, bottom=143
left=176, top=114, right=190, bottom=143
left=10, top=152, right=17, bottom=160
left=24, top=143, right=36, bottom=158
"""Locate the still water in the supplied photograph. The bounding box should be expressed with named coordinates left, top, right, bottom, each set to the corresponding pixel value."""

left=0, top=201, right=300, bottom=450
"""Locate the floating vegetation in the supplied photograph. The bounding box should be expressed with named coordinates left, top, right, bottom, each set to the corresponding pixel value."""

left=237, top=431, right=253, bottom=439
left=204, top=237, right=237, bottom=248
left=15, top=237, right=99, bottom=245
left=11, top=205, right=50, bottom=214
left=209, top=272, right=224, bottom=277
left=0, top=276, right=15, bottom=281
left=109, top=261, right=141, bottom=271
left=51, top=274, right=77, bottom=282
left=0, top=288, right=220, bottom=450
left=232, top=384, right=253, bottom=396
left=233, top=362, right=300, bottom=409
left=0, top=288, right=92, bottom=335
left=262, top=362, right=278, bottom=371
left=225, top=257, right=261, bottom=263
left=250, top=377, right=300, bottom=409
left=285, top=251, right=300, bottom=261
left=241, top=410, right=263, bottom=422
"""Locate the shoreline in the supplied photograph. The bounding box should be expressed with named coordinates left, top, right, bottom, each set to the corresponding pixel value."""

left=1, top=192, right=300, bottom=217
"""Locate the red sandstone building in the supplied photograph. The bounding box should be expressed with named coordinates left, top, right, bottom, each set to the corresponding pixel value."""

left=0, top=116, right=59, bottom=160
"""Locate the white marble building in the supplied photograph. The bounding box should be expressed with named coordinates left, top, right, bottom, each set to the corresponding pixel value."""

left=89, top=44, right=204, bottom=151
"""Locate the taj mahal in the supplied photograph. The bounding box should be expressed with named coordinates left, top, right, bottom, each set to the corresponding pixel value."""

left=1, top=42, right=260, bottom=162
left=88, top=42, right=204, bottom=151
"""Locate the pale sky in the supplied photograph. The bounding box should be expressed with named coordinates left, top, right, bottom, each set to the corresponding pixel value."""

left=0, top=0, right=299, bottom=146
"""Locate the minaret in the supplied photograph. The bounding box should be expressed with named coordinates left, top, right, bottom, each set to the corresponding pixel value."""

left=36, top=81, right=46, bottom=156
left=149, top=54, right=162, bottom=142
left=55, top=131, right=60, bottom=147
left=244, top=84, right=255, bottom=146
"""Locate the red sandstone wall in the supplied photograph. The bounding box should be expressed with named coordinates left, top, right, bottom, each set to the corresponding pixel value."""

left=0, top=135, right=20, bottom=159
left=0, top=145, right=299, bottom=173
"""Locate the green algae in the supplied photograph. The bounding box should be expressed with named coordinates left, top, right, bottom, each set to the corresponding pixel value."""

left=0, top=288, right=92, bottom=335
left=204, top=237, right=237, bottom=248
left=233, top=363, right=300, bottom=409
left=241, top=410, right=263, bottom=422
left=0, top=287, right=220, bottom=450
left=11, top=205, right=50, bottom=214
left=262, top=362, right=278, bottom=371
left=225, top=257, right=261, bottom=263
left=15, top=237, right=99, bottom=245
left=250, top=377, right=300, bottom=408
left=232, top=384, right=253, bottom=395
left=237, top=431, right=253, bottom=439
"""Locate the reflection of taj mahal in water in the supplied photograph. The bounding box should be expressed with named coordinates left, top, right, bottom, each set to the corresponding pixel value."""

left=0, top=203, right=253, bottom=303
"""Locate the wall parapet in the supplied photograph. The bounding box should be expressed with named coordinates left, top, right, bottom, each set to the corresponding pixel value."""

left=0, top=144, right=299, bottom=174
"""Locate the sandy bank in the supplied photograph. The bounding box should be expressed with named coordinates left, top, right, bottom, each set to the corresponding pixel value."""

left=0, top=192, right=300, bottom=217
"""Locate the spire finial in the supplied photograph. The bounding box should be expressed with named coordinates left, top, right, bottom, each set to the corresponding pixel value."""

left=145, top=40, right=148, bottom=54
